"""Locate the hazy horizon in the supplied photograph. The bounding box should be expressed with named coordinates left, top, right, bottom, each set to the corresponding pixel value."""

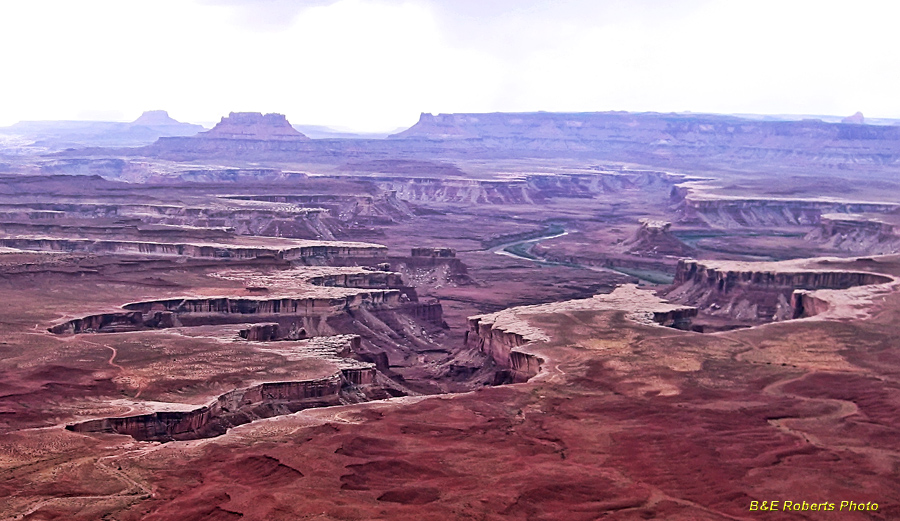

left=3, top=109, right=895, bottom=133
left=2, top=0, right=898, bottom=132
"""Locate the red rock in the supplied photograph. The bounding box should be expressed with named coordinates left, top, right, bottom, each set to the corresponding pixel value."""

left=201, top=112, right=309, bottom=140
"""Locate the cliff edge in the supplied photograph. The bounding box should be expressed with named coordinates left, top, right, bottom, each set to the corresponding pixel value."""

left=201, top=112, right=310, bottom=141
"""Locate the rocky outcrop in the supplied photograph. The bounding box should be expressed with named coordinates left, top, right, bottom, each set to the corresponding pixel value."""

left=67, top=335, right=379, bottom=441
left=305, top=271, right=406, bottom=290
left=48, top=261, right=450, bottom=339
left=805, top=214, right=900, bottom=254
left=401, top=301, right=447, bottom=327
left=672, top=259, right=892, bottom=289
left=0, top=237, right=387, bottom=260
left=622, top=219, right=695, bottom=257
left=239, top=323, right=283, bottom=341
left=790, top=290, right=833, bottom=319
left=67, top=374, right=345, bottom=441
left=201, top=112, right=309, bottom=141
left=381, top=255, right=473, bottom=287
left=677, top=196, right=899, bottom=229
left=50, top=291, right=404, bottom=335
left=466, top=285, right=697, bottom=382
left=466, top=314, right=539, bottom=384
left=48, top=311, right=178, bottom=334
left=0, top=185, right=413, bottom=241
left=218, top=192, right=415, bottom=224
left=667, top=259, right=894, bottom=321
left=124, top=292, right=401, bottom=314
left=368, top=170, right=682, bottom=205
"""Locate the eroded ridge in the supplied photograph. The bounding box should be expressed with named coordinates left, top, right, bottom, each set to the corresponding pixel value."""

left=466, top=284, right=697, bottom=383
left=49, top=264, right=469, bottom=442
left=48, top=266, right=437, bottom=335
left=666, top=258, right=897, bottom=328
left=0, top=236, right=387, bottom=259
left=65, top=335, right=385, bottom=442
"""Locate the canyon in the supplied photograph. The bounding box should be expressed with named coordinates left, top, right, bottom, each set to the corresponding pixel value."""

left=1, top=110, right=899, bottom=520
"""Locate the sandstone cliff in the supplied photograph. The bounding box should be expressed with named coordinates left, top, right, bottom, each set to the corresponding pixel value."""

left=622, top=219, right=695, bottom=257
left=676, top=195, right=898, bottom=229
left=0, top=237, right=387, bottom=260
left=201, top=112, right=309, bottom=141
left=805, top=214, right=900, bottom=255
left=666, top=258, right=894, bottom=322
left=466, top=285, right=696, bottom=382
left=66, top=335, right=379, bottom=441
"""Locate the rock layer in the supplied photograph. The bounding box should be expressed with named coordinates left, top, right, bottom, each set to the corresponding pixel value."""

left=202, top=112, right=309, bottom=141
left=677, top=195, right=898, bottom=229
left=0, top=237, right=387, bottom=259
left=667, top=258, right=894, bottom=321
left=66, top=334, right=377, bottom=441
left=466, top=285, right=697, bottom=382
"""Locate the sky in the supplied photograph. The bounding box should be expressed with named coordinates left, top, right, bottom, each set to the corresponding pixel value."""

left=1, top=0, right=898, bottom=132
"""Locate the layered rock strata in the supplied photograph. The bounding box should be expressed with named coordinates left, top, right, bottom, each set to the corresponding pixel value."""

left=805, top=213, right=900, bottom=254
left=622, top=219, right=695, bottom=257
left=50, top=266, right=445, bottom=334
left=50, top=291, right=403, bottom=334
left=677, top=195, right=898, bottom=229
left=466, top=285, right=697, bottom=383
left=367, top=170, right=682, bottom=205
left=201, top=112, right=309, bottom=141
left=0, top=237, right=386, bottom=260
left=48, top=310, right=179, bottom=335
left=67, top=335, right=375, bottom=441
left=667, top=258, right=895, bottom=322
left=239, top=322, right=284, bottom=341
left=218, top=192, right=414, bottom=225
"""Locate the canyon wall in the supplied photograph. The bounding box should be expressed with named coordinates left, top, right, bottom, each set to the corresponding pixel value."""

left=50, top=291, right=404, bottom=334
left=465, top=314, right=541, bottom=384
left=48, top=310, right=179, bottom=335
left=66, top=332, right=380, bottom=442
left=677, top=196, right=899, bottom=229
left=790, top=290, right=834, bottom=319
left=0, top=237, right=387, bottom=260
left=805, top=214, right=900, bottom=254
left=67, top=373, right=348, bottom=441
left=367, top=170, right=681, bottom=205
left=466, top=285, right=697, bottom=383
left=219, top=192, right=415, bottom=225
left=667, top=259, right=894, bottom=321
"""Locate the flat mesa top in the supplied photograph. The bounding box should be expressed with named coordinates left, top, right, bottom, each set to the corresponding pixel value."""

left=684, top=192, right=900, bottom=206
left=680, top=257, right=898, bottom=274
left=470, top=284, right=695, bottom=342
left=0, top=234, right=388, bottom=250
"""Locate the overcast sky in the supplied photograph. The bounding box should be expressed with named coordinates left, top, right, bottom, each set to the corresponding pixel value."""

left=1, top=0, right=898, bottom=131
